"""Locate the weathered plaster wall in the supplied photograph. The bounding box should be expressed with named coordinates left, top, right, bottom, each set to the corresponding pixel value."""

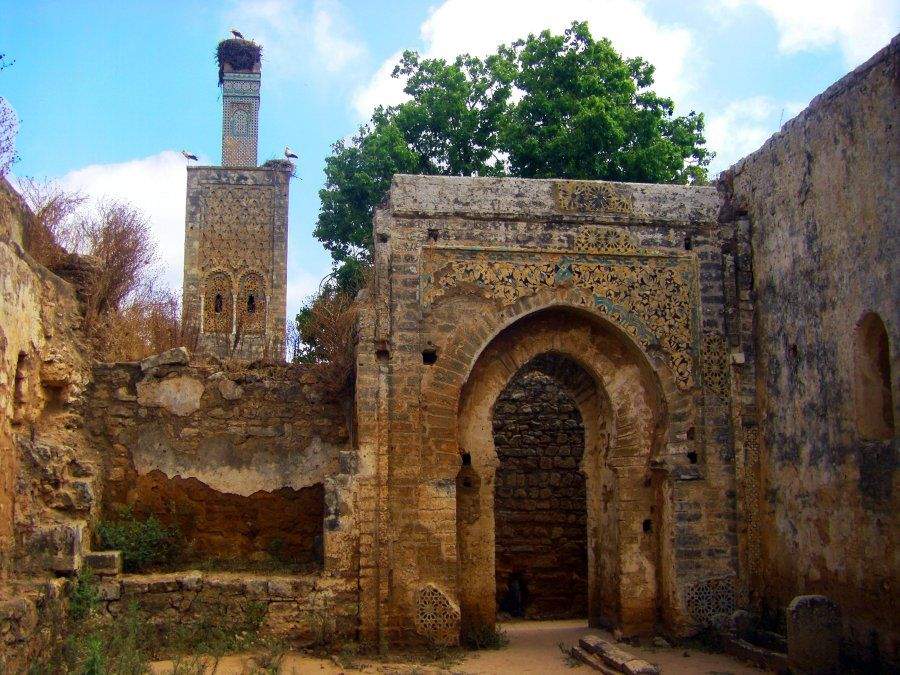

left=493, top=369, right=587, bottom=619
left=727, top=36, right=898, bottom=666
left=88, top=359, right=350, bottom=566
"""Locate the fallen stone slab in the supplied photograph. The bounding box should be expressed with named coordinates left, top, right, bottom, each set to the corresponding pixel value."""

left=578, top=635, right=660, bottom=674
left=140, top=346, right=190, bottom=372
left=570, top=645, right=619, bottom=674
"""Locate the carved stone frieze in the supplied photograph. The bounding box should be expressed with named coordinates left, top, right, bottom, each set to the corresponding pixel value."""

left=553, top=180, right=633, bottom=214
left=421, top=247, right=699, bottom=389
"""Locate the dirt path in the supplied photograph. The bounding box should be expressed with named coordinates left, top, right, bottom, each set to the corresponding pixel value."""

left=150, top=619, right=767, bottom=674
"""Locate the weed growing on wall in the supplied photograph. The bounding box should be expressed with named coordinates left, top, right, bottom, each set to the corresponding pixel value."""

left=96, top=505, right=182, bottom=572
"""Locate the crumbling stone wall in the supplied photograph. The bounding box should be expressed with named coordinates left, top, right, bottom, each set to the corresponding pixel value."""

left=87, top=359, right=350, bottom=569
left=0, top=236, right=96, bottom=577
left=726, top=36, right=898, bottom=667
left=493, top=369, right=587, bottom=619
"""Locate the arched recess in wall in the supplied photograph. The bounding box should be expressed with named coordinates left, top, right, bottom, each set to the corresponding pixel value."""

left=238, top=272, right=266, bottom=335
left=454, top=306, right=670, bottom=637
left=853, top=312, right=895, bottom=440
left=204, top=271, right=234, bottom=334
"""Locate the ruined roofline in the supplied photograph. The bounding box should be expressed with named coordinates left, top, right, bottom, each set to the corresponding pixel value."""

left=384, top=174, right=721, bottom=225
left=728, top=32, right=900, bottom=177
left=186, top=164, right=292, bottom=173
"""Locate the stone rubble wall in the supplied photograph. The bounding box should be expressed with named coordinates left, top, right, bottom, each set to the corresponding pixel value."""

left=726, top=36, right=898, bottom=666
left=492, top=368, right=588, bottom=619
left=87, top=358, right=351, bottom=565
left=96, top=571, right=357, bottom=645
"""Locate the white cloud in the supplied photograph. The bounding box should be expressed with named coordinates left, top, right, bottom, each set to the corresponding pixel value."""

left=56, top=150, right=193, bottom=291
left=285, top=270, right=323, bottom=321
left=704, top=96, right=806, bottom=175
left=720, top=0, right=899, bottom=65
left=224, top=0, right=365, bottom=81
left=353, top=0, right=697, bottom=118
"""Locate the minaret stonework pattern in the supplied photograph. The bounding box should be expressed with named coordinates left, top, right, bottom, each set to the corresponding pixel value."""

left=182, top=40, right=289, bottom=360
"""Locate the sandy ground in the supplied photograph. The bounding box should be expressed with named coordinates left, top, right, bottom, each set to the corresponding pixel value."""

left=150, top=619, right=767, bottom=674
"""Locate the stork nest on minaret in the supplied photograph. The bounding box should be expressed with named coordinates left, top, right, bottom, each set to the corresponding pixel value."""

left=216, top=39, right=262, bottom=84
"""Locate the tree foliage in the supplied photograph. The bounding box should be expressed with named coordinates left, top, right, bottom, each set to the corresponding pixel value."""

left=312, top=21, right=711, bottom=296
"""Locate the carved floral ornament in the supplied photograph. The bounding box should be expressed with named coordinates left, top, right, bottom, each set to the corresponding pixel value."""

left=421, top=246, right=700, bottom=390
left=553, top=180, right=633, bottom=214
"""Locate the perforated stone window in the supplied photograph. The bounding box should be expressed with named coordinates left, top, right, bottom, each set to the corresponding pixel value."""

left=684, top=574, right=736, bottom=626
left=414, top=584, right=460, bottom=646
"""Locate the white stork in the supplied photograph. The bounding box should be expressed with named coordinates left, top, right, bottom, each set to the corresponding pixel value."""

left=181, top=150, right=198, bottom=162
left=284, top=146, right=299, bottom=160
left=230, top=28, right=245, bottom=39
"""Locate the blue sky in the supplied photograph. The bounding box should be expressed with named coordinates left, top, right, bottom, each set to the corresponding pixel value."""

left=2, top=0, right=897, bottom=321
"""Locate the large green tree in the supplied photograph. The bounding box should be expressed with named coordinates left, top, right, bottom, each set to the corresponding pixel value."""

left=311, top=20, right=711, bottom=298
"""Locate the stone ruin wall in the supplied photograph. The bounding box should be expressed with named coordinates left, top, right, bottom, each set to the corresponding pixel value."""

left=0, top=200, right=102, bottom=667
left=86, top=359, right=351, bottom=569
left=725, top=36, right=898, bottom=664
left=355, top=175, right=748, bottom=644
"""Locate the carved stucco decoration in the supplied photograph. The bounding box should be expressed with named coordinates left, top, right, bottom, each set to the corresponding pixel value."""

left=554, top=180, right=633, bottom=214
left=422, top=247, right=699, bottom=390
left=701, top=332, right=730, bottom=399
left=200, top=185, right=274, bottom=279
left=573, top=226, right=639, bottom=254
left=237, top=271, right=266, bottom=334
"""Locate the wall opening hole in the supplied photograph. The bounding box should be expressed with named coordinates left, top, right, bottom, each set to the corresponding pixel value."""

left=686, top=426, right=695, bottom=440
left=247, top=294, right=256, bottom=313
left=461, top=452, right=471, bottom=466
left=422, top=348, right=437, bottom=365
left=687, top=451, right=698, bottom=464
left=854, top=312, right=895, bottom=440
left=643, top=519, right=653, bottom=533
left=427, top=228, right=440, bottom=241
left=12, top=351, right=28, bottom=425
left=498, top=573, right=528, bottom=618
left=214, top=293, right=223, bottom=313
left=377, top=232, right=389, bottom=243
left=684, top=235, right=693, bottom=250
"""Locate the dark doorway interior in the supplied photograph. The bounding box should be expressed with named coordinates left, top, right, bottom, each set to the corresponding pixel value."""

left=492, top=362, right=588, bottom=619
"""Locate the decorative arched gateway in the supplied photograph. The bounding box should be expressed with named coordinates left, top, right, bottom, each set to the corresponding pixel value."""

left=354, top=175, right=748, bottom=647
left=456, top=307, right=675, bottom=634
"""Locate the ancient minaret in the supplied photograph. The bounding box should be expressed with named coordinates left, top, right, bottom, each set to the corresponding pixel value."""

left=181, top=38, right=290, bottom=360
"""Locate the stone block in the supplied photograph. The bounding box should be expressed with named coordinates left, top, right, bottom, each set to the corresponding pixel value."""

left=140, top=347, right=190, bottom=372
left=98, top=580, right=122, bottom=600
left=787, top=595, right=841, bottom=674
left=83, top=550, right=123, bottom=576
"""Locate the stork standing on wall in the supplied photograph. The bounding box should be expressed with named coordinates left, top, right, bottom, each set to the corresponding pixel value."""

left=284, top=146, right=298, bottom=160
left=230, top=28, right=244, bottom=39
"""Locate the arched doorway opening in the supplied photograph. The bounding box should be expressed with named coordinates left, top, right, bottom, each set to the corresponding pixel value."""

left=492, top=355, right=588, bottom=619
left=455, top=306, right=668, bottom=637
